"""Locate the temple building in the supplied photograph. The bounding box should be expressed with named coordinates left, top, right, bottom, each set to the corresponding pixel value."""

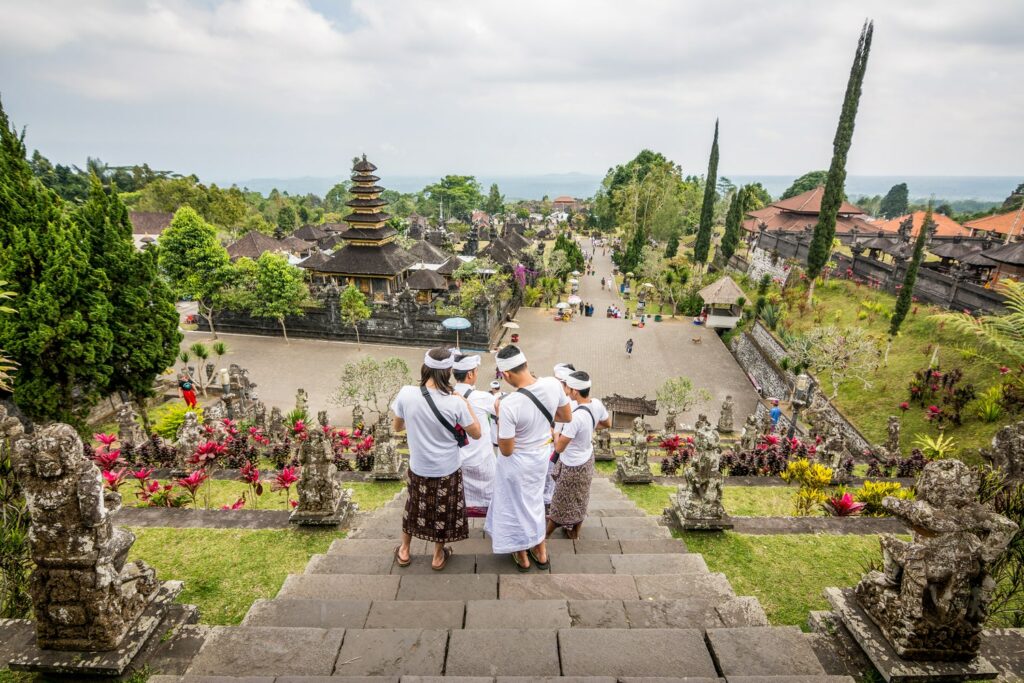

left=742, top=186, right=874, bottom=236
left=310, top=156, right=416, bottom=301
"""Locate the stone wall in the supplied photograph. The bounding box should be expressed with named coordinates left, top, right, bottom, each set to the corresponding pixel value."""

left=745, top=247, right=791, bottom=285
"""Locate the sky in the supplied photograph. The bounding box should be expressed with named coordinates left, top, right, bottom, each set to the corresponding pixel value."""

left=0, top=0, right=1021, bottom=185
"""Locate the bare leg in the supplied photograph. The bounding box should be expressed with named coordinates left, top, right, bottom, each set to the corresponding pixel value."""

left=431, top=541, right=445, bottom=569
left=398, top=532, right=413, bottom=564
left=545, top=520, right=557, bottom=538
left=514, top=549, right=531, bottom=569
left=567, top=521, right=583, bottom=540
left=531, top=539, right=548, bottom=565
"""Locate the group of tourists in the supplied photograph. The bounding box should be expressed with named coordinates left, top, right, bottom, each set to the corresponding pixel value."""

left=391, top=344, right=610, bottom=571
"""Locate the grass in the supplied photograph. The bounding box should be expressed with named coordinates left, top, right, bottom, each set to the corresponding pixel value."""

left=613, top=481, right=796, bottom=517
left=118, top=478, right=404, bottom=511
left=682, top=531, right=883, bottom=628
left=751, top=278, right=1008, bottom=459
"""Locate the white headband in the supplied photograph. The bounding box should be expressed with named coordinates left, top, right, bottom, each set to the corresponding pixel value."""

left=566, top=374, right=592, bottom=390
left=423, top=349, right=457, bottom=370
left=496, top=352, right=527, bottom=372
left=453, top=354, right=481, bottom=372
left=554, top=363, right=574, bottom=381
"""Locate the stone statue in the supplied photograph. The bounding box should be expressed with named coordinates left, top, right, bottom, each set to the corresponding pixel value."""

left=252, top=400, right=267, bottom=428
left=670, top=421, right=730, bottom=530
left=883, top=414, right=901, bottom=460
left=351, top=404, right=365, bottom=433
left=115, top=402, right=146, bottom=449
left=11, top=423, right=161, bottom=650
left=295, top=388, right=310, bottom=416
left=317, top=410, right=330, bottom=431
left=854, top=460, right=1018, bottom=660
left=694, top=413, right=711, bottom=433
left=204, top=402, right=224, bottom=422
left=617, top=416, right=653, bottom=483
left=397, top=285, right=418, bottom=329
left=981, top=419, right=1024, bottom=483
left=717, top=396, right=735, bottom=433
left=593, top=426, right=614, bottom=461
left=268, top=406, right=286, bottom=443
left=740, top=414, right=759, bottom=452
left=663, top=408, right=678, bottom=435
left=371, top=418, right=403, bottom=480
left=174, top=411, right=202, bottom=471
left=821, top=422, right=850, bottom=484
left=290, top=427, right=353, bottom=526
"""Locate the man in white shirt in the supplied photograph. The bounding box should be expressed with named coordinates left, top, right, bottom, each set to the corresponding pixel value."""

left=486, top=345, right=571, bottom=571
left=452, top=354, right=497, bottom=517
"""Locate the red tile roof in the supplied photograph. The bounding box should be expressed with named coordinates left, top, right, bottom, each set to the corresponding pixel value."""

left=964, top=209, right=1024, bottom=238
left=875, top=211, right=970, bottom=239
left=771, top=186, right=864, bottom=215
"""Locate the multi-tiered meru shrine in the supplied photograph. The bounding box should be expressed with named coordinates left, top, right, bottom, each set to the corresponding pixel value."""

left=312, top=155, right=416, bottom=301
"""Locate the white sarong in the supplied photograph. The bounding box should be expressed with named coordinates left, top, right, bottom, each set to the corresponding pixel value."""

left=461, top=443, right=495, bottom=509
left=485, top=445, right=548, bottom=553
left=543, top=459, right=556, bottom=504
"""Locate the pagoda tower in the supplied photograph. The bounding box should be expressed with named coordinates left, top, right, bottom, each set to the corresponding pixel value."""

left=317, top=155, right=416, bottom=300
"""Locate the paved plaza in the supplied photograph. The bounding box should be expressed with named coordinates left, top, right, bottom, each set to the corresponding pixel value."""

left=180, top=248, right=758, bottom=428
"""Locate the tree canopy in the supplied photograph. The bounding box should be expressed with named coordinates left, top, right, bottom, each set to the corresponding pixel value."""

left=879, top=183, right=909, bottom=219
left=246, top=253, right=310, bottom=343
left=781, top=171, right=829, bottom=200
left=338, top=284, right=372, bottom=346
left=693, top=120, right=720, bottom=265
left=424, top=175, right=483, bottom=221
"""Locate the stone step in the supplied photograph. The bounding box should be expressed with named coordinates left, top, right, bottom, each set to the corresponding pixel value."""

left=347, top=525, right=670, bottom=541
left=241, top=596, right=766, bottom=630
left=276, top=573, right=733, bottom=602
left=325, top=537, right=690, bottom=557
left=304, top=553, right=707, bottom=576
left=152, top=678, right=722, bottom=683
left=705, top=626, right=828, bottom=678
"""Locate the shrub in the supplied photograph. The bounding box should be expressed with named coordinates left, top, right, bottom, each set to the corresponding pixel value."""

left=659, top=435, right=694, bottom=476
left=976, top=385, right=1005, bottom=423
left=853, top=480, right=914, bottom=516
left=153, top=403, right=204, bottom=440
left=0, top=445, right=31, bottom=618
left=781, top=459, right=833, bottom=516
left=823, top=491, right=866, bottom=516
left=523, top=286, right=542, bottom=307
left=760, top=304, right=783, bottom=330
left=912, top=432, right=958, bottom=460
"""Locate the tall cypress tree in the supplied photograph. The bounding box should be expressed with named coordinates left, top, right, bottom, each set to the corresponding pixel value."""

left=806, top=21, right=874, bottom=294
left=720, top=186, right=745, bottom=261
left=0, top=102, right=114, bottom=427
left=692, top=119, right=720, bottom=265
left=889, top=203, right=931, bottom=345
left=75, top=177, right=181, bottom=430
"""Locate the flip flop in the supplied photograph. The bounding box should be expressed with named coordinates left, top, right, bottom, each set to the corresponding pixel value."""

left=432, top=546, right=454, bottom=571
left=528, top=548, right=550, bottom=570
left=511, top=553, right=531, bottom=573
left=394, top=545, right=412, bottom=568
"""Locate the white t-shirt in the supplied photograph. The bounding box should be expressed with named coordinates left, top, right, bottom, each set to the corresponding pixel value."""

left=454, top=382, right=497, bottom=461
left=559, top=400, right=609, bottom=467
left=391, top=384, right=473, bottom=478
left=498, top=377, right=570, bottom=452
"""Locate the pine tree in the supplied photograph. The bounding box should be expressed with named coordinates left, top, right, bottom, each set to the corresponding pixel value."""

left=720, top=187, right=745, bottom=261
left=664, top=231, right=680, bottom=258
left=693, top=119, right=720, bottom=265
left=75, top=177, right=181, bottom=430
left=879, top=182, right=909, bottom=219
left=0, top=101, right=114, bottom=427
left=159, top=206, right=232, bottom=338
left=888, top=203, right=931, bottom=353
left=807, top=21, right=874, bottom=297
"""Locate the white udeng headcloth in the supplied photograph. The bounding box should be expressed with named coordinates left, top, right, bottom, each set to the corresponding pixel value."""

left=565, top=373, right=592, bottom=390
left=423, top=349, right=457, bottom=370
left=553, top=363, right=574, bottom=381
left=453, top=354, right=481, bottom=372
left=496, top=351, right=528, bottom=372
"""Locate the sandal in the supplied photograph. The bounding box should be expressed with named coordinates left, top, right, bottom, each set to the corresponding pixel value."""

left=511, top=553, right=531, bottom=573
left=394, top=545, right=412, bottom=568
left=528, top=548, right=550, bottom=570
left=432, top=546, right=454, bottom=571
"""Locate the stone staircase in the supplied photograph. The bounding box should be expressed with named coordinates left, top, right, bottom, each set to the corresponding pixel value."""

left=151, top=476, right=852, bottom=683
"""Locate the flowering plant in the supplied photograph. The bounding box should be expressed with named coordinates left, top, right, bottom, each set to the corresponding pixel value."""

left=240, top=460, right=264, bottom=508
left=176, top=469, right=209, bottom=508
left=823, top=492, right=866, bottom=516
left=221, top=496, right=246, bottom=511
left=102, top=468, right=128, bottom=492
left=272, top=467, right=300, bottom=509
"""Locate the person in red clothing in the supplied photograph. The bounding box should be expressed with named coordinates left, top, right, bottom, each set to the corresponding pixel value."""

left=178, top=374, right=197, bottom=408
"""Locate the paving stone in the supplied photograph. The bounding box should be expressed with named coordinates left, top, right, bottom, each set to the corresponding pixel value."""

left=391, top=553, right=477, bottom=574
left=727, top=678, right=856, bottom=683
left=464, top=600, right=571, bottom=629
left=329, top=538, right=427, bottom=555
left=599, top=517, right=663, bottom=529
left=567, top=600, right=628, bottom=628
left=542, top=538, right=576, bottom=554
left=500, top=574, right=639, bottom=600
left=364, top=600, right=465, bottom=629
left=186, top=626, right=344, bottom=677
left=305, top=554, right=397, bottom=574
left=497, top=679, right=617, bottom=683
left=446, top=629, right=560, bottom=677
left=705, top=626, right=826, bottom=677
left=622, top=599, right=724, bottom=629
left=605, top=526, right=672, bottom=540
left=241, top=598, right=371, bottom=628
left=572, top=539, right=622, bottom=554
left=278, top=678, right=399, bottom=683
left=403, top=677, right=493, bottom=683
left=278, top=574, right=401, bottom=600
left=397, top=574, right=498, bottom=600
left=619, top=539, right=688, bottom=554
left=152, top=677, right=276, bottom=683
left=634, top=573, right=734, bottom=601
left=610, top=554, right=708, bottom=575
left=474, top=553, right=550, bottom=575
left=334, top=628, right=449, bottom=676
left=715, top=597, right=769, bottom=627
left=588, top=508, right=645, bottom=517
left=558, top=628, right=718, bottom=678
left=575, top=525, right=610, bottom=539
left=549, top=554, right=614, bottom=574
left=450, top=538, right=499, bottom=555
left=618, top=678, right=721, bottom=683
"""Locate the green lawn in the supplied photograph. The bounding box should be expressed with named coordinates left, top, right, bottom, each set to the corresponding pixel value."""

left=614, top=481, right=795, bottom=517
left=683, top=531, right=882, bottom=627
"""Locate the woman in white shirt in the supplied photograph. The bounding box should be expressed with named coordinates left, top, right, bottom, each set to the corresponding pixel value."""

left=546, top=370, right=611, bottom=540
left=391, top=347, right=481, bottom=570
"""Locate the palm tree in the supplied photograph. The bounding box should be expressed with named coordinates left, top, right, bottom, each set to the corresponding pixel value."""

left=933, top=281, right=1024, bottom=367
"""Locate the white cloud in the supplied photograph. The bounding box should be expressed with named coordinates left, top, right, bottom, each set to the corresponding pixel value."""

left=0, top=0, right=1021, bottom=179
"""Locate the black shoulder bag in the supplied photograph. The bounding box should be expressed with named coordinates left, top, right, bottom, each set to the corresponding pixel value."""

left=420, top=386, right=469, bottom=448
left=574, top=404, right=596, bottom=428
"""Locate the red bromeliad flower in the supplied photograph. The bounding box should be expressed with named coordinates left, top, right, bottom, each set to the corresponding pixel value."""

left=93, top=448, right=124, bottom=471
left=130, top=467, right=154, bottom=482
left=102, top=468, right=128, bottom=492
left=659, top=435, right=682, bottom=454
left=899, top=402, right=910, bottom=412
left=240, top=460, right=261, bottom=485
left=824, top=492, right=865, bottom=517
left=290, top=499, right=298, bottom=509
left=1000, top=366, right=1011, bottom=375
left=272, top=466, right=300, bottom=492
left=94, top=433, right=118, bottom=447
left=176, top=469, right=209, bottom=497
left=221, top=496, right=246, bottom=511
left=190, top=440, right=227, bottom=466
left=764, top=434, right=780, bottom=446
left=292, top=419, right=306, bottom=434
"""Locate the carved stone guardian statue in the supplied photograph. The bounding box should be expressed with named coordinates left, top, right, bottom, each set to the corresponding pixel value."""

left=115, top=402, right=146, bottom=449
left=981, top=418, right=1024, bottom=483
left=593, top=425, right=615, bottom=461
left=669, top=421, right=731, bottom=530
left=268, top=406, right=286, bottom=444
left=295, top=387, right=310, bottom=416
left=739, top=413, right=759, bottom=453
left=663, top=408, right=678, bottom=435
left=617, top=416, right=653, bottom=484
left=717, top=396, right=735, bottom=433
left=370, top=417, right=404, bottom=480
left=174, top=411, right=202, bottom=471
left=351, top=404, right=365, bottom=433
left=290, top=427, right=354, bottom=526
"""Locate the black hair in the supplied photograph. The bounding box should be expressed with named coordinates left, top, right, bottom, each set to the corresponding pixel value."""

left=497, top=344, right=527, bottom=374
left=569, top=370, right=591, bottom=398
left=453, top=354, right=471, bottom=383
left=420, top=347, right=453, bottom=394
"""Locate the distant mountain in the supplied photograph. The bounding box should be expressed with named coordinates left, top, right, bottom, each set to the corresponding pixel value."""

left=226, top=172, right=1019, bottom=203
